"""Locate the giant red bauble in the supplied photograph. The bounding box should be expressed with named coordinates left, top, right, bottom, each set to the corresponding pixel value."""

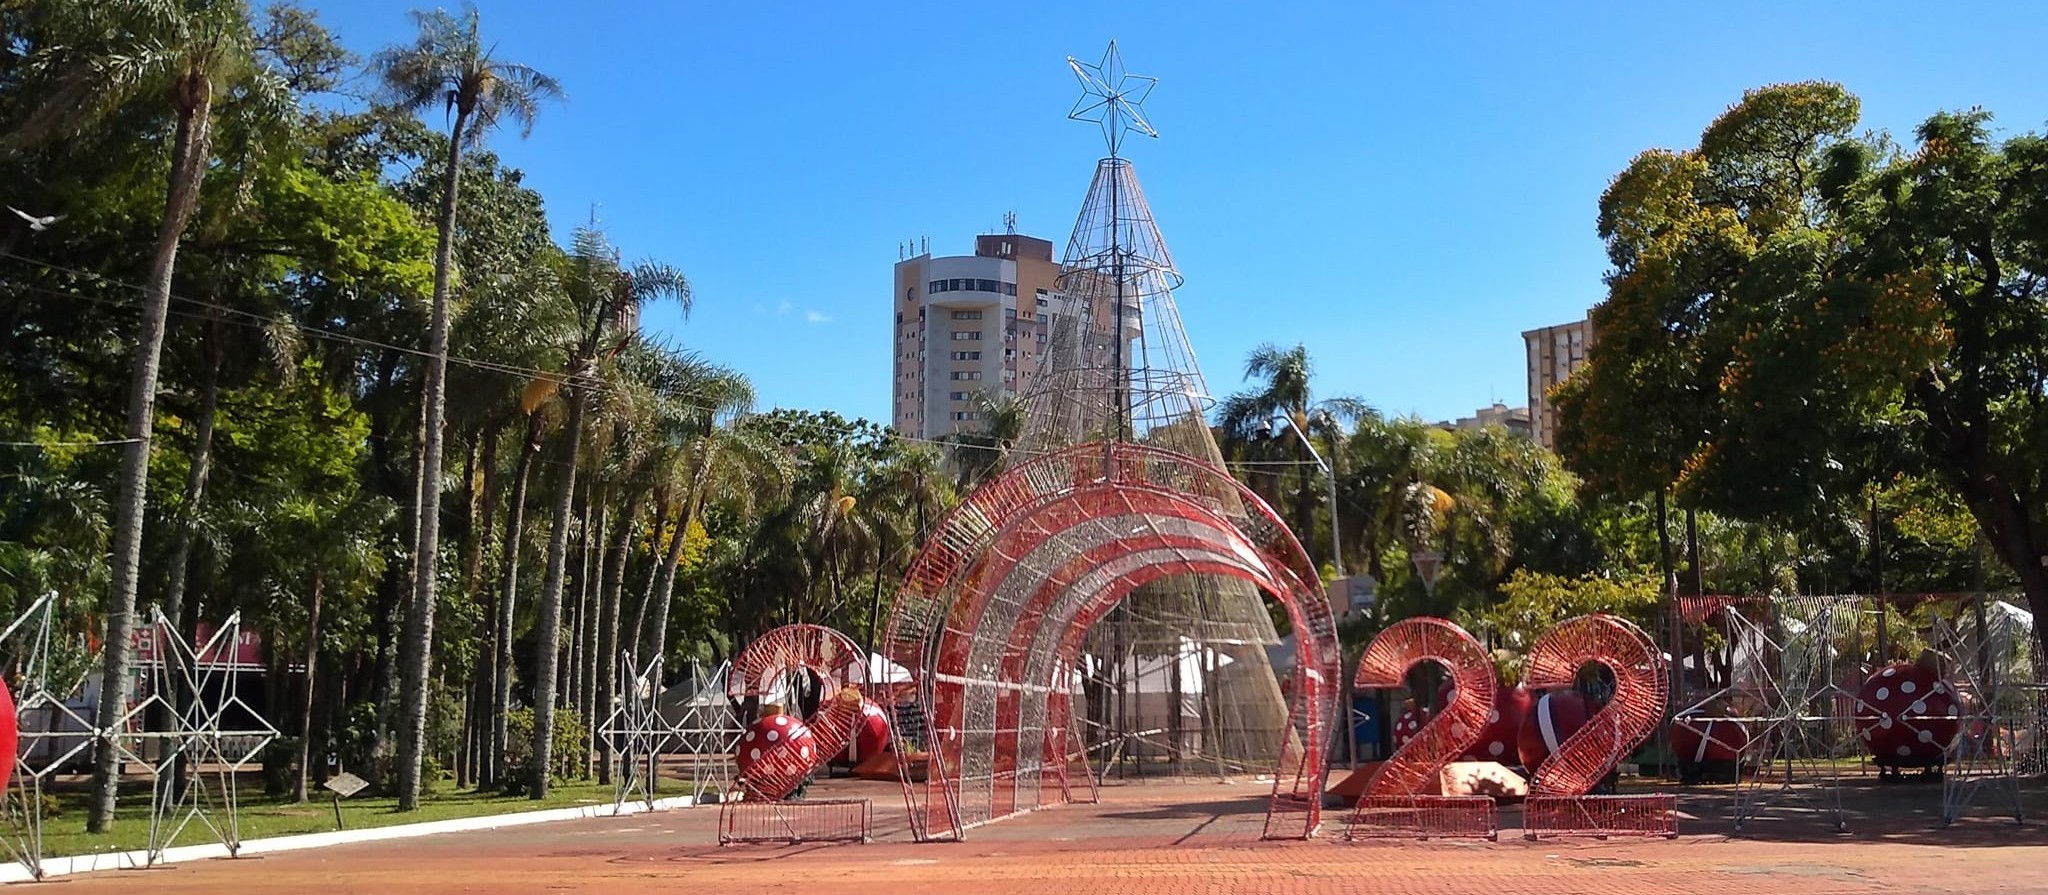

left=0, top=679, right=14, bottom=793
left=734, top=712, right=818, bottom=800
left=838, top=699, right=892, bottom=762
left=1439, top=680, right=1533, bottom=764
left=1854, top=662, right=1959, bottom=767
left=1671, top=714, right=1751, bottom=764
left=1517, top=689, right=1590, bottom=770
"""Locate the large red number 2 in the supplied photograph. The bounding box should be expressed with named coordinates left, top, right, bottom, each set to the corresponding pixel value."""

left=1519, top=614, right=1665, bottom=794
left=1354, top=617, right=1495, bottom=797
left=1519, top=614, right=1673, bottom=838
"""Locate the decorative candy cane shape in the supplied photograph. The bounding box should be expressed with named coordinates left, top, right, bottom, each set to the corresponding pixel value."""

left=1353, top=617, right=1496, bottom=797
left=1519, top=614, right=1665, bottom=796
left=727, top=624, right=870, bottom=801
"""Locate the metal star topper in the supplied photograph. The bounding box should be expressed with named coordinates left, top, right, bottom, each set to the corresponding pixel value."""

left=1067, top=41, right=1158, bottom=157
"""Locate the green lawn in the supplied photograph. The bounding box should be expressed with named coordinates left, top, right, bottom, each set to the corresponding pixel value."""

left=31, top=780, right=631, bottom=859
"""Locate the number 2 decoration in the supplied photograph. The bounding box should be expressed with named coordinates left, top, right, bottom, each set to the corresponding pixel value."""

left=1349, top=613, right=1668, bottom=838
left=1352, top=617, right=1495, bottom=799
left=1519, top=614, right=1666, bottom=797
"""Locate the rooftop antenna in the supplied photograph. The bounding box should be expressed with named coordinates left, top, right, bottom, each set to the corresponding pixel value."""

left=1003, top=211, right=1018, bottom=235
left=587, top=202, right=602, bottom=228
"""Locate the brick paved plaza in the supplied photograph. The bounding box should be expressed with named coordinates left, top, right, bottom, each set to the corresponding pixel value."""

left=47, top=778, right=2048, bottom=894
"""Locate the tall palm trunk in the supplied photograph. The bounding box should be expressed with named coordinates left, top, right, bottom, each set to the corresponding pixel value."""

left=627, top=498, right=673, bottom=659
left=160, top=342, right=220, bottom=662
left=489, top=412, right=543, bottom=787
left=531, top=383, right=588, bottom=798
left=90, top=74, right=214, bottom=833
left=295, top=570, right=324, bottom=803
left=594, top=494, right=636, bottom=786
left=152, top=341, right=220, bottom=807
left=639, top=493, right=697, bottom=661
left=397, top=102, right=472, bottom=811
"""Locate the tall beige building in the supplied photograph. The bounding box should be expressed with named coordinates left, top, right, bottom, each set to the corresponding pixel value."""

left=1523, top=318, right=1595, bottom=451
left=891, top=232, right=1065, bottom=439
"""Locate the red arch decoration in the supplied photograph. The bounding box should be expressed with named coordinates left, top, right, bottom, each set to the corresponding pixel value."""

left=885, top=442, right=1341, bottom=841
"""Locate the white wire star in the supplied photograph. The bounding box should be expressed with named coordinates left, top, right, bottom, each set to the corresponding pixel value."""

left=1067, top=41, right=1158, bottom=156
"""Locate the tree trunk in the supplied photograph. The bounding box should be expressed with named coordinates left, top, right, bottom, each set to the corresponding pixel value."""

left=489, top=412, right=543, bottom=788
left=152, top=341, right=219, bottom=808
left=396, top=104, right=471, bottom=811
left=640, top=494, right=696, bottom=662
left=90, top=78, right=214, bottom=833
left=1654, top=489, right=1674, bottom=593
left=295, top=569, right=324, bottom=803
left=594, top=493, right=636, bottom=786
left=627, top=497, right=672, bottom=662
left=464, top=423, right=501, bottom=787
left=160, top=342, right=220, bottom=660
left=531, top=386, right=587, bottom=798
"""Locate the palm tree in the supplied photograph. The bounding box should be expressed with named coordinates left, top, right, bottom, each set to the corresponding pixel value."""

left=372, top=5, right=561, bottom=809
left=446, top=265, right=573, bottom=787
left=857, top=442, right=950, bottom=656
left=633, top=364, right=765, bottom=664
left=946, top=390, right=1025, bottom=491
left=1217, top=343, right=1367, bottom=569
left=529, top=230, right=690, bottom=798
left=3, top=0, right=277, bottom=831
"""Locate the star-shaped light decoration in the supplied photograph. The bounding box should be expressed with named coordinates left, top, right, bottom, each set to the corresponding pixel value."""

left=1067, top=40, right=1158, bottom=157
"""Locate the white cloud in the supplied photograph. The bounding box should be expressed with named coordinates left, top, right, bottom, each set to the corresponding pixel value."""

left=775, top=300, right=793, bottom=316
left=804, top=310, right=833, bottom=324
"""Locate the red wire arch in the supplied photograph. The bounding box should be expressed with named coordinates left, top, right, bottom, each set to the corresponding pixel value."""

left=884, top=441, right=1341, bottom=841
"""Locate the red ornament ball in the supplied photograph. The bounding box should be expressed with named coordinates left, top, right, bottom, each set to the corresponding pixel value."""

left=1461, top=684, right=1534, bottom=764
left=839, top=700, right=893, bottom=762
left=734, top=712, right=818, bottom=799
left=1517, top=689, right=1590, bottom=770
left=0, top=678, right=15, bottom=793
left=1671, top=714, right=1751, bottom=764
left=1854, top=662, right=1959, bottom=767
left=1391, top=705, right=1431, bottom=750
left=1439, top=680, right=1532, bottom=764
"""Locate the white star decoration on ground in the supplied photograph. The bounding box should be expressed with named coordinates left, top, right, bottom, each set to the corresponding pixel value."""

left=1067, top=40, right=1158, bottom=156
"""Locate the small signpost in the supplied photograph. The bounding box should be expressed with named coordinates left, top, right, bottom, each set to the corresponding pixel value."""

left=322, top=772, right=369, bottom=830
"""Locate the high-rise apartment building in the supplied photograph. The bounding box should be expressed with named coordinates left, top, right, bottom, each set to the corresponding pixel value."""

left=1523, top=318, right=1595, bottom=451
left=891, top=232, right=1065, bottom=439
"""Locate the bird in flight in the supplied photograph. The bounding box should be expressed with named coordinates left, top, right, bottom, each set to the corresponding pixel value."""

left=8, top=206, right=62, bottom=232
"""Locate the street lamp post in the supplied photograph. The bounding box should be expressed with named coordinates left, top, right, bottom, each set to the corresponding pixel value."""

left=1266, top=416, right=1344, bottom=579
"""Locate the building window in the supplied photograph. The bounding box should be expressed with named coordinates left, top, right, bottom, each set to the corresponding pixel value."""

left=951, top=310, right=982, bottom=320
left=1005, top=308, right=1017, bottom=319
left=950, top=278, right=965, bottom=290
left=949, top=391, right=972, bottom=401
left=951, top=411, right=981, bottom=421
left=1005, top=349, right=1016, bottom=358
left=950, top=371, right=982, bottom=381
left=951, top=351, right=981, bottom=360
left=928, top=280, right=944, bottom=294
left=952, top=331, right=981, bottom=341
left=1037, top=298, right=1049, bottom=308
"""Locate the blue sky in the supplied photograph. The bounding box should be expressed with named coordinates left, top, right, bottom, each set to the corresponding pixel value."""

left=309, top=1, right=2048, bottom=424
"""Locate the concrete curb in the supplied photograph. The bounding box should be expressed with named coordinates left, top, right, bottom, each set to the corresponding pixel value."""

left=1, top=794, right=700, bottom=883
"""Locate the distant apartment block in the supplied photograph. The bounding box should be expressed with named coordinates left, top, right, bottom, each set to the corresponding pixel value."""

left=891, top=232, right=1064, bottom=440
left=1523, top=318, right=1594, bottom=451
left=1443, top=402, right=1532, bottom=439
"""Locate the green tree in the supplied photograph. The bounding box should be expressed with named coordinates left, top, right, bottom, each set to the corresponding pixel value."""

left=528, top=230, right=689, bottom=798
left=1, top=0, right=285, bottom=831
left=1216, top=343, right=1367, bottom=570
left=372, top=5, right=560, bottom=809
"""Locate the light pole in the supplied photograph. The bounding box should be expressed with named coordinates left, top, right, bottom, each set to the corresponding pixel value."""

left=1262, top=415, right=1344, bottom=579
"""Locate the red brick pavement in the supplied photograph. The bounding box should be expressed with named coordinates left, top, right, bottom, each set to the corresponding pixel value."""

left=50, top=780, right=2048, bottom=894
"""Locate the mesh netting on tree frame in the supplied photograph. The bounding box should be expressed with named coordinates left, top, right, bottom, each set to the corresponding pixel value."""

left=884, top=441, right=1341, bottom=842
